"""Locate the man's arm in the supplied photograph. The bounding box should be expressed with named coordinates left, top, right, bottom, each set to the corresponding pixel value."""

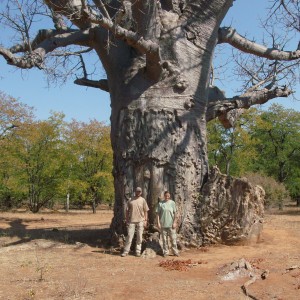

left=155, top=203, right=161, bottom=229
left=172, top=214, right=177, bottom=229
left=143, top=199, right=149, bottom=226
left=172, top=202, right=177, bottom=229
left=144, top=211, right=148, bottom=226
left=156, top=214, right=161, bottom=229
left=125, top=203, right=130, bottom=224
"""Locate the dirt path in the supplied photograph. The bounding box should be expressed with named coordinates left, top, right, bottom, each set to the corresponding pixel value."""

left=0, top=207, right=300, bottom=300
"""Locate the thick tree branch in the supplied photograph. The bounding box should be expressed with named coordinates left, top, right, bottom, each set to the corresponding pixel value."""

left=92, top=0, right=112, bottom=20
left=60, top=1, right=161, bottom=77
left=89, top=13, right=159, bottom=56
left=92, top=0, right=121, bottom=18
left=183, top=0, right=233, bottom=21
left=50, top=10, right=68, bottom=31
left=44, top=1, right=161, bottom=76
left=0, top=30, right=90, bottom=69
left=44, top=0, right=92, bottom=29
left=89, top=13, right=161, bottom=78
left=206, top=86, right=293, bottom=128
left=74, top=78, right=109, bottom=92
left=218, top=27, right=300, bottom=60
left=52, top=47, right=93, bottom=57
left=9, top=29, right=79, bottom=54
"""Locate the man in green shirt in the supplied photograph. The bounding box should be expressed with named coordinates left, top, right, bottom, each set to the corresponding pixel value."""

left=156, top=191, right=179, bottom=257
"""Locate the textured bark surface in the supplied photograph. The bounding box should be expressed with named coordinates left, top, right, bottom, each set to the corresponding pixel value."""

left=110, top=93, right=208, bottom=244
left=194, top=166, right=265, bottom=246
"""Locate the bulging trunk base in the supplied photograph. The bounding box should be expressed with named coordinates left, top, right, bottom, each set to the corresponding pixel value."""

left=187, top=166, right=265, bottom=247
left=111, top=166, right=265, bottom=250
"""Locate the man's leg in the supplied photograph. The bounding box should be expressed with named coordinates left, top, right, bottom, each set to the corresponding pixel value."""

left=169, top=228, right=179, bottom=256
left=161, top=228, right=169, bottom=256
left=122, top=223, right=136, bottom=256
left=135, top=221, right=144, bottom=256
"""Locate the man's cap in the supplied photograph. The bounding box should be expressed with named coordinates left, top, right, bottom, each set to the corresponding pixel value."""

left=136, top=187, right=142, bottom=192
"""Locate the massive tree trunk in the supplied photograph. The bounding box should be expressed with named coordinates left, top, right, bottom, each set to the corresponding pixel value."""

left=97, top=2, right=230, bottom=244
left=110, top=89, right=208, bottom=243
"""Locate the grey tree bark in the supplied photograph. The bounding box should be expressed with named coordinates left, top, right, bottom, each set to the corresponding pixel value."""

left=100, top=1, right=233, bottom=243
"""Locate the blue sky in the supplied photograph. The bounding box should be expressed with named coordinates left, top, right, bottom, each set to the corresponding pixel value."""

left=0, top=66, right=111, bottom=122
left=0, top=0, right=299, bottom=122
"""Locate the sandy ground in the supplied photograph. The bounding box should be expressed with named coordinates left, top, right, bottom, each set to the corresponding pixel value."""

left=0, top=206, right=300, bottom=300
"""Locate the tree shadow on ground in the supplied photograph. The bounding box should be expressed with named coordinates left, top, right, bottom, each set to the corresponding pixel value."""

left=267, top=204, right=300, bottom=216
left=276, top=209, right=300, bottom=216
left=0, top=218, right=112, bottom=249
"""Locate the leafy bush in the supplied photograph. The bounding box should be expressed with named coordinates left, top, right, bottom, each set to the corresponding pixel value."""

left=245, top=173, right=290, bottom=209
left=0, top=189, right=25, bottom=210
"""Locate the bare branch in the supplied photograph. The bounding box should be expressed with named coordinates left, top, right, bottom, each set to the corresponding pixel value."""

left=93, top=0, right=112, bottom=20
left=51, top=47, right=93, bottom=57
left=218, top=27, right=300, bottom=60
left=50, top=10, right=68, bottom=31
left=273, top=0, right=300, bottom=32
left=43, top=0, right=92, bottom=29
left=0, top=30, right=90, bottom=69
left=206, top=86, right=293, bottom=127
left=9, top=29, right=79, bottom=54
left=15, top=0, right=32, bottom=52
left=74, top=78, right=109, bottom=91
left=27, top=1, right=161, bottom=77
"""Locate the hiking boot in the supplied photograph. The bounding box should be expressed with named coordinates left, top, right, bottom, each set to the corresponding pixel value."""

left=135, top=252, right=141, bottom=257
left=121, top=252, right=128, bottom=257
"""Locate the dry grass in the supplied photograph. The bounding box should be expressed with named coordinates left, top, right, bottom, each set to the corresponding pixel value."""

left=0, top=205, right=300, bottom=299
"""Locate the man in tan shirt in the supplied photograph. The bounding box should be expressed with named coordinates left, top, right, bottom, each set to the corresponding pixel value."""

left=121, top=187, right=149, bottom=257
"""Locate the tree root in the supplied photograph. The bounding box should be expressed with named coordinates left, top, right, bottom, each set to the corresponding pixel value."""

left=241, top=268, right=270, bottom=299
left=261, top=269, right=269, bottom=279
left=241, top=275, right=259, bottom=300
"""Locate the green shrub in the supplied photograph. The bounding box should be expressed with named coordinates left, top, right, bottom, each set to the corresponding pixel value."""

left=245, top=173, right=290, bottom=210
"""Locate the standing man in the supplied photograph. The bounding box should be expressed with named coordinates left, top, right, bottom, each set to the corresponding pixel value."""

left=121, top=187, right=149, bottom=257
left=156, top=191, right=179, bottom=257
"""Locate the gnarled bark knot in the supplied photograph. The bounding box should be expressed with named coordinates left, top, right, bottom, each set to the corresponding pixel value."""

left=131, top=166, right=265, bottom=253
left=189, top=166, right=265, bottom=247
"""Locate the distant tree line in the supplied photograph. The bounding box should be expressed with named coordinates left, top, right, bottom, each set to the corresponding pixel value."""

left=0, top=92, right=113, bottom=213
left=207, top=104, right=300, bottom=208
left=1, top=92, right=299, bottom=212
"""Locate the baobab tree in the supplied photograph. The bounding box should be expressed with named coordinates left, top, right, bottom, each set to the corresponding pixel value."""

left=0, top=0, right=299, bottom=245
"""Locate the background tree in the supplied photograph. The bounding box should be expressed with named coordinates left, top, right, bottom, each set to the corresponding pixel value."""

left=252, top=104, right=300, bottom=201
left=64, top=120, right=113, bottom=213
left=0, top=92, right=33, bottom=209
left=245, top=172, right=291, bottom=210
left=0, top=1, right=299, bottom=243
left=7, top=113, right=66, bottom=212
left=0, top=92, right=33, bottom=139
left=207, top=104, right=300, bottom=206
left=0, top=142, right=26, bottom=209
left=0, top=92, right=115, bottom=212
left=207, top=108, right=259, bottom=176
